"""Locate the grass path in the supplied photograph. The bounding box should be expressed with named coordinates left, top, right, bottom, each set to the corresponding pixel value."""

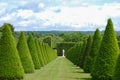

left=24, top=57, right=91, bottom=80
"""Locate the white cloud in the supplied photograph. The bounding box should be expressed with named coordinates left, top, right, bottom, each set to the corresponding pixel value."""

left=0, top=14, right=11, bottom=21
left=0, top=1, right=120, bottom=31
left=36, top=6, right=105, bottom=28
left=0, top=2, right=8, bottom=7
left=38, top=3, right=45, bottom=8
left=102, top=3, right=120, bottom=17
left=35, top=3, right=120, bottom=30
left=0, top=2, right=8, bottom=14
left=18, top=20, right=36, bottom=27
left=17, top=9, right=34, bottom=19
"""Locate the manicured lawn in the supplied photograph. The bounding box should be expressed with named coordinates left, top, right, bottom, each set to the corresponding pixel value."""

left=24, top=57, right=91, bottom=80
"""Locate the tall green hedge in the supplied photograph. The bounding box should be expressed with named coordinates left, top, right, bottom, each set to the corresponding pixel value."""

left=66, top=42, right=83, bottom=65
left=83, top=29, right=102, bottom=73
left=118, top=41, right=120, bottom=48
left=113, top=52, right=120, bottom=80
left=44, top=43, right=57, bottom=62
left=43, top=36, right=52, bottom=47
left=17, top=32, right=35, bottom=73
left=91, top=18, right=119, bottom=80
left=39, top=43, right=47, bottom=65
left=27, top=34, right=40, bottom=69
left=38, top=42, right=57, bottom=66
left=57, top=42, right=75, bottom=56
left=80, top=35, right=92, bottom=69
left=0, top=24, right=24, bottom=79
left=35, top=39, right=44, bottom=67
left=79, top=40, right=87, bottom=68
left=42, top=43, right=50, bottom=64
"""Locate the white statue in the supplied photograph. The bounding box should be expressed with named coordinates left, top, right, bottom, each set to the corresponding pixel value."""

left=62, top=49, right=65, bottom=57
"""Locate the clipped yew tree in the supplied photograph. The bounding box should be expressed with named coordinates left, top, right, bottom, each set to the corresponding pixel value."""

left=17, top=32, right=35, bottom=73
left=43, top=36, right=52, bottom=47
left=83, top=29, right=102, bottom=73
left=91, top=18, right=119, bottom=80
left=66, top=42, right=83, bottom=65
left=79, top=40, right=87, bottom=68
left=27, top=34, right=40, bottom=69
left=35, top=38, right=44, bottom=67
left=80, top=35, right=92, bottom=69
left=39, top=43, right=47, bottom=65
left=0, top=24, right=24, bottom=79
left=113, top=52, right=120, bottom=80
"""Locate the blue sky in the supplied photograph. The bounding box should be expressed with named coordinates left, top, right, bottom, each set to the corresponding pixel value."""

left=0, top=0, right=120, bottom=31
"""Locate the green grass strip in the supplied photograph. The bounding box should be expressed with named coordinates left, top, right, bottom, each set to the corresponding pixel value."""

left=24, top=57, right=91, bottom=80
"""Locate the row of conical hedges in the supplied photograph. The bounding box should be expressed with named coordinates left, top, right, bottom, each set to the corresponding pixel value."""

left=65, top=42, right=83, bottom=66
left=0, top=24, right=57, bottom=79
left=17, top=32, right=35, bottom=73
left=83, top=29, right=102, bottom=73
left=65, top=18, right=120, bottom=80
left=91, top=19, right=119, bottom=80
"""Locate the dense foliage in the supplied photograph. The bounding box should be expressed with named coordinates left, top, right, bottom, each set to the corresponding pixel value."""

left=35, top=39, right=44, bottom=67
left=91, top=19, right=119, bottom=80
left=113, top=53, right=120, bottom=80
left=78, top=40, right=87, bottom=67
left=66, top=42, right=83, bottom=65
left=0, top=20, right=120, bottom=80
left=0, top=23, right=14, bottom=33
left=44, top=43, right=57, bottom=62
left=0, top=24, right=24, bottom=79
left=59, top=32, right=86, bottom=42
left=80, top=35, right=92, bottom=69
left=17, top=32, right=35, bottom=73
left=0, top=24, right=59, bottom=79
left=27, top=34, right=41, bottom=69
left=83, top=29, right=102, bottom=73
left=57, top=42, right=75, bottom=56
left=43, top=36, right=52, bottom=47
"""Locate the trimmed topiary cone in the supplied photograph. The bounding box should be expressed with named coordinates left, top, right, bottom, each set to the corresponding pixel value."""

left=35, top=38, right=44, bottom=67
left=17, top=32, right=35, bottom=73
left=27, top=34, right=41, bottom=69
left=79, top=40, right=87, bottom=68
left=80, top=35, right=92, bottom=69
left=0, top=24, right=24, bottom=79
left=91, top=18, right=119, bottom=80
left=113, top=51, right=120, bottom=80
left=84, top=29, right=102, bottom=73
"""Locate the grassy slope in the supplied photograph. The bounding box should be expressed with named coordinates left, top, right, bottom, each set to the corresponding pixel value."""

left=24, top=57, right=91, bottom=80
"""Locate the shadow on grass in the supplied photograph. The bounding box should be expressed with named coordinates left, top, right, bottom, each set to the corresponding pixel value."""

left=72, top=70, right=85, bottom=73
left=75, top=78, right=92, bottom=80
left=71, top=68, right=85, bottom=73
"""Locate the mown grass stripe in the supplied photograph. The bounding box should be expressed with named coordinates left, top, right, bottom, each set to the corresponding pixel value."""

left=24, top=57, right=91, bottom=80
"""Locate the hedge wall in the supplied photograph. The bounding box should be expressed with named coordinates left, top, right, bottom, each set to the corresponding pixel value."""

left=65, top=42, right=83, bottom=65
left=57, top=42, right=75, bottom=56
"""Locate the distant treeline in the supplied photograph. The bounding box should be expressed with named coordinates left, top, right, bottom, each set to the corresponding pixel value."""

left=22, top=31, right=120, bottom=35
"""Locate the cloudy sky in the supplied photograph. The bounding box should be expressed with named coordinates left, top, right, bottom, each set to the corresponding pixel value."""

left=0, top=0, right=120, bottom=31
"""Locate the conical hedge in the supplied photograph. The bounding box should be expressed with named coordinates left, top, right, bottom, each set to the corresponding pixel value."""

left=65, top=42, right=83, bottom=65
left=17, top=32, right=35, bottom=73
left=39, top=43, right=47, bottom=65
left=91, top=18, right=119, bottom=80
left=0, top=24, right=24, bottom=79
left=42, top=43, right=50, bottom=63
left=113, top=52, right=120, bottom=80
left=35, top=38, right=44, bottom=67
left=79, top=40, right=87, bottom=68
left=83, top=29, right=102, bottom=73
left=27, top=34, right=40, bottom=69
left=80, top=35, right=92, bottom=69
